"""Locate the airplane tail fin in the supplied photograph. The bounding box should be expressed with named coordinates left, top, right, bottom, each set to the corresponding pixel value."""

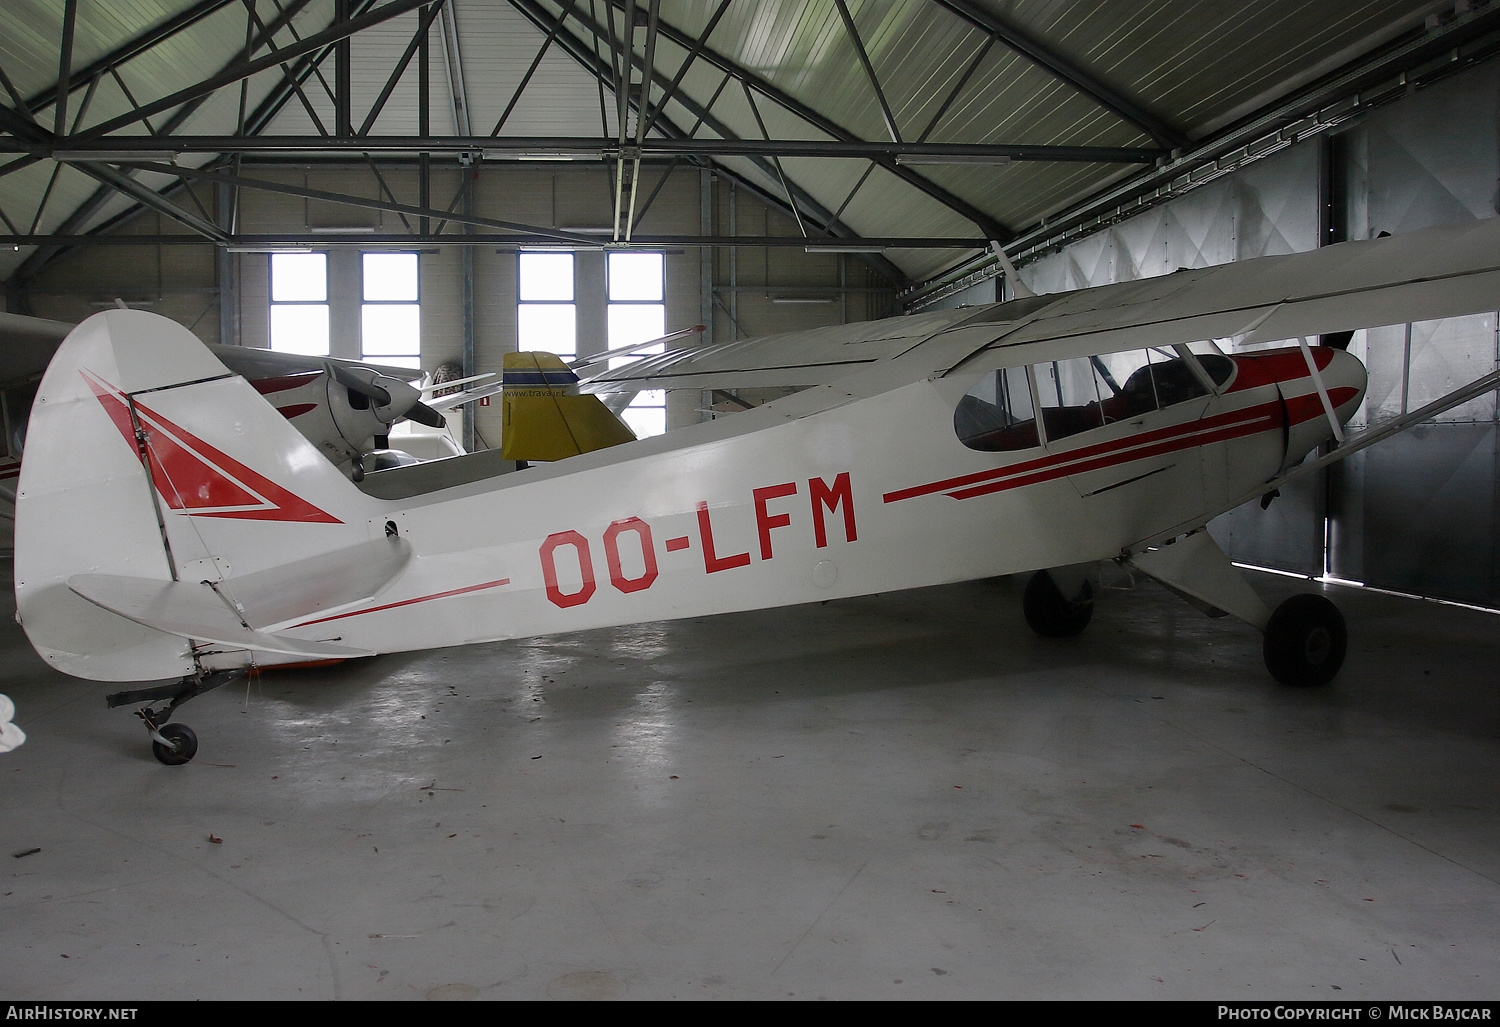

left=14, top=310, right=382, bottom=681
left=500, top=351, right=636, bottom=462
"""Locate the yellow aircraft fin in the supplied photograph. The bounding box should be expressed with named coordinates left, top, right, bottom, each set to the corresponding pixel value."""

left=500, top=351, right=637, bottom=462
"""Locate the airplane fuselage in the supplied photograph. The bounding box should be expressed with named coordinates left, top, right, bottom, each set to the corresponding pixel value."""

left=193, top=345, right=1363, bottom=673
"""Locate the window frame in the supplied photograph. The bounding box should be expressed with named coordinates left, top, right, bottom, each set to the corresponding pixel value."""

left=269, top=251, right=331, bottom=357
left=517, top=250, right=578, bottom=359
left=360, top=251, right=422, bottom=369
left=607, top=251, right=667, bottom=438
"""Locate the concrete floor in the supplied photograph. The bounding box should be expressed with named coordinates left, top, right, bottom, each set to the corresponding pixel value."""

left=0, top=560, right=1497, bottom=1001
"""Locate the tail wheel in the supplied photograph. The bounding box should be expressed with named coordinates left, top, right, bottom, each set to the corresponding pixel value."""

left=151, top=723, right=199, bottom=766
left=1263, top=594, right=1346, bottom=687
left=1023, top=570, right=1094, bottom=638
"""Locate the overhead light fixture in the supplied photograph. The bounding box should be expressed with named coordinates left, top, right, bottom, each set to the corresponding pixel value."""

left=225, top=246, right=313, bottom=254
left=893, top=154, right=1012, bottom=165
left=309, top=226, right=376, bottom=235
left=54, top=151, right=178, bottom=163
left=805, top=245, right=884, bottom=254
left=485, top=150, right=601, bottom=161
left=770, top=296, right=836, bottom=304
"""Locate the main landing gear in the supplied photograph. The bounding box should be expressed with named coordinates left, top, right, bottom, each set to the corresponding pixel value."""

left=106, top=669, right=241, bottom=765
left=1262, top=593, right=1347, bottom=687
left=1022, top=570, right=1094, bottom=637
left=1029, top=532, right=1350, bottom=687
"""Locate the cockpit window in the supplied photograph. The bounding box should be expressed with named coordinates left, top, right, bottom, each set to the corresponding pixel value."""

left=955, top=348, right=1234, bottom=452
left=954, top=367, right=1038, bottom=451
left=1120, top=352, right=1233, bottom=407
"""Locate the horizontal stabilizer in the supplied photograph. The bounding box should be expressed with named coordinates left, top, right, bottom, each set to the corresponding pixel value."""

left=67, top=535, right=410, bottom=657
left=68, top=576, right=375, bottom=659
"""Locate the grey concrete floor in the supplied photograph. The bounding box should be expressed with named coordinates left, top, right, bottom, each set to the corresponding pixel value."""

left=0, top=561, right=1497, bottom=1001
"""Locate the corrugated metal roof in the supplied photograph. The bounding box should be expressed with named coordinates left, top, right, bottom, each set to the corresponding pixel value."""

left=0, top=0, right=1474, bottom=288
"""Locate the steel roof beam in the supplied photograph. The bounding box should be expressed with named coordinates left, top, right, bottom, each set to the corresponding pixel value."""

left=638, top=0, right=731, bottom=139
left=585, top=0, right=1010, bottom=242
left=241, top=0, right=380, bottom=137
left=3, top=0, right=349, bottom=289
left=359, top=1, right=443, bottom=134
left=238, top=0, right=336, bottom=136
left=490, top=0, right=582, bottom=136
left=53, top=0, right=79, bottom=138
left=0, top=233, right=983, bottom=249
left=507, top=0, right=910, bottom=284
left=65, top=162, right=230, bottom=243
left=66, top=0, right=434, bottom=144
left=20, top=0, right=244, bottom=117
left=436, top=0, right=471, bottom=136
left=18, top=136, right=1160, bottom=162
left=903, top=3, right=1500, bottom=307
left=348, top=7, right=440, bottom=134
left=106, top=160, right=606, bottom=244
left=930, top=0, right=1192, bottom=151
left=833, top=0, right=901, bottom=144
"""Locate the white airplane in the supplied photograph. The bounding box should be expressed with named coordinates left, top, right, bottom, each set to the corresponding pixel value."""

left=11, top=218, right=1500, bottom=764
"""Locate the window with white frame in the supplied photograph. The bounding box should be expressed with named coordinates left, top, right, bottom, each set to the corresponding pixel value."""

left=270, top=252, right=329, bottom=355
left=607, top=251, right=666, bottom=438
left=517, top=251, right=576, bottom=358
left=361, top=252, right=421, bottom=369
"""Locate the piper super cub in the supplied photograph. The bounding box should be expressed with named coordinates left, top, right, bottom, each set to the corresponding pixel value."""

left=13, top=218, right=1500, bottom=764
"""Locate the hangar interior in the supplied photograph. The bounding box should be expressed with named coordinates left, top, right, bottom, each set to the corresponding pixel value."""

left=0, top=0, right=1498, bottom=1001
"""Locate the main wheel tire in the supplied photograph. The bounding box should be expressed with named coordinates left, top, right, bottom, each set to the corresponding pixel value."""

left=1263, top=594, right=1346, bottom=687
left=1023, top=570, right=1094, bottom=638
left=152, top=723, right=198, bottom=766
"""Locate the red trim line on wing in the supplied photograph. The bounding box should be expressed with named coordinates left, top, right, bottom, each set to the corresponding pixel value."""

left=289, top=577, right=512, bottom=629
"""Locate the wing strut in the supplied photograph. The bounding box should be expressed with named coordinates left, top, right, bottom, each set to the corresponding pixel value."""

left=1297, top=336, right=1345, bottom=444
left=1125, top=365, right=1500, bottom=555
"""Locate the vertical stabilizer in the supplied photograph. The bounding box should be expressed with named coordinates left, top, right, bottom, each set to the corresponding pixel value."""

left=14, top=310, right=375, bottom=681
left=500, top=351, right=636, bottom=461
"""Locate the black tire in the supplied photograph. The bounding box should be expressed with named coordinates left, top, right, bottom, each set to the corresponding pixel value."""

left=1263, top=594, right=1346, bottom=687
left=1023, top=570, right=1094, bottom=638
left=151, top=723, right=198, bottom=766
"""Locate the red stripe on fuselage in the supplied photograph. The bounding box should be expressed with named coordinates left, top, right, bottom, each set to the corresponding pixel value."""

left=251, top=371, right=323, bottom=395
left=289, top=577, right=512, bottom=628
left=947, top=408, right=1278, bottom=500
left=1226, top=349, right=1333, bottom=392
left=887, top=385, right=1356, bottom=506
left=886, top=401, right=1277, bottom=504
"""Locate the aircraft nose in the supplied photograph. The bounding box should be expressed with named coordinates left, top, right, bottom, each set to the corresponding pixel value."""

left=1322, top=347, right=1368, bottom=424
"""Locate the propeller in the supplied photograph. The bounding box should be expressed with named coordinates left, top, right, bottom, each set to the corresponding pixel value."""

left=324, top=360, right=447, bottom=429
left=401, top=398, right=448, bottom=428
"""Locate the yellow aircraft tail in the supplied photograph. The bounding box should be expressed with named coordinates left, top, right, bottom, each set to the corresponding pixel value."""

left=500, top=351, right=636, bottom=462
